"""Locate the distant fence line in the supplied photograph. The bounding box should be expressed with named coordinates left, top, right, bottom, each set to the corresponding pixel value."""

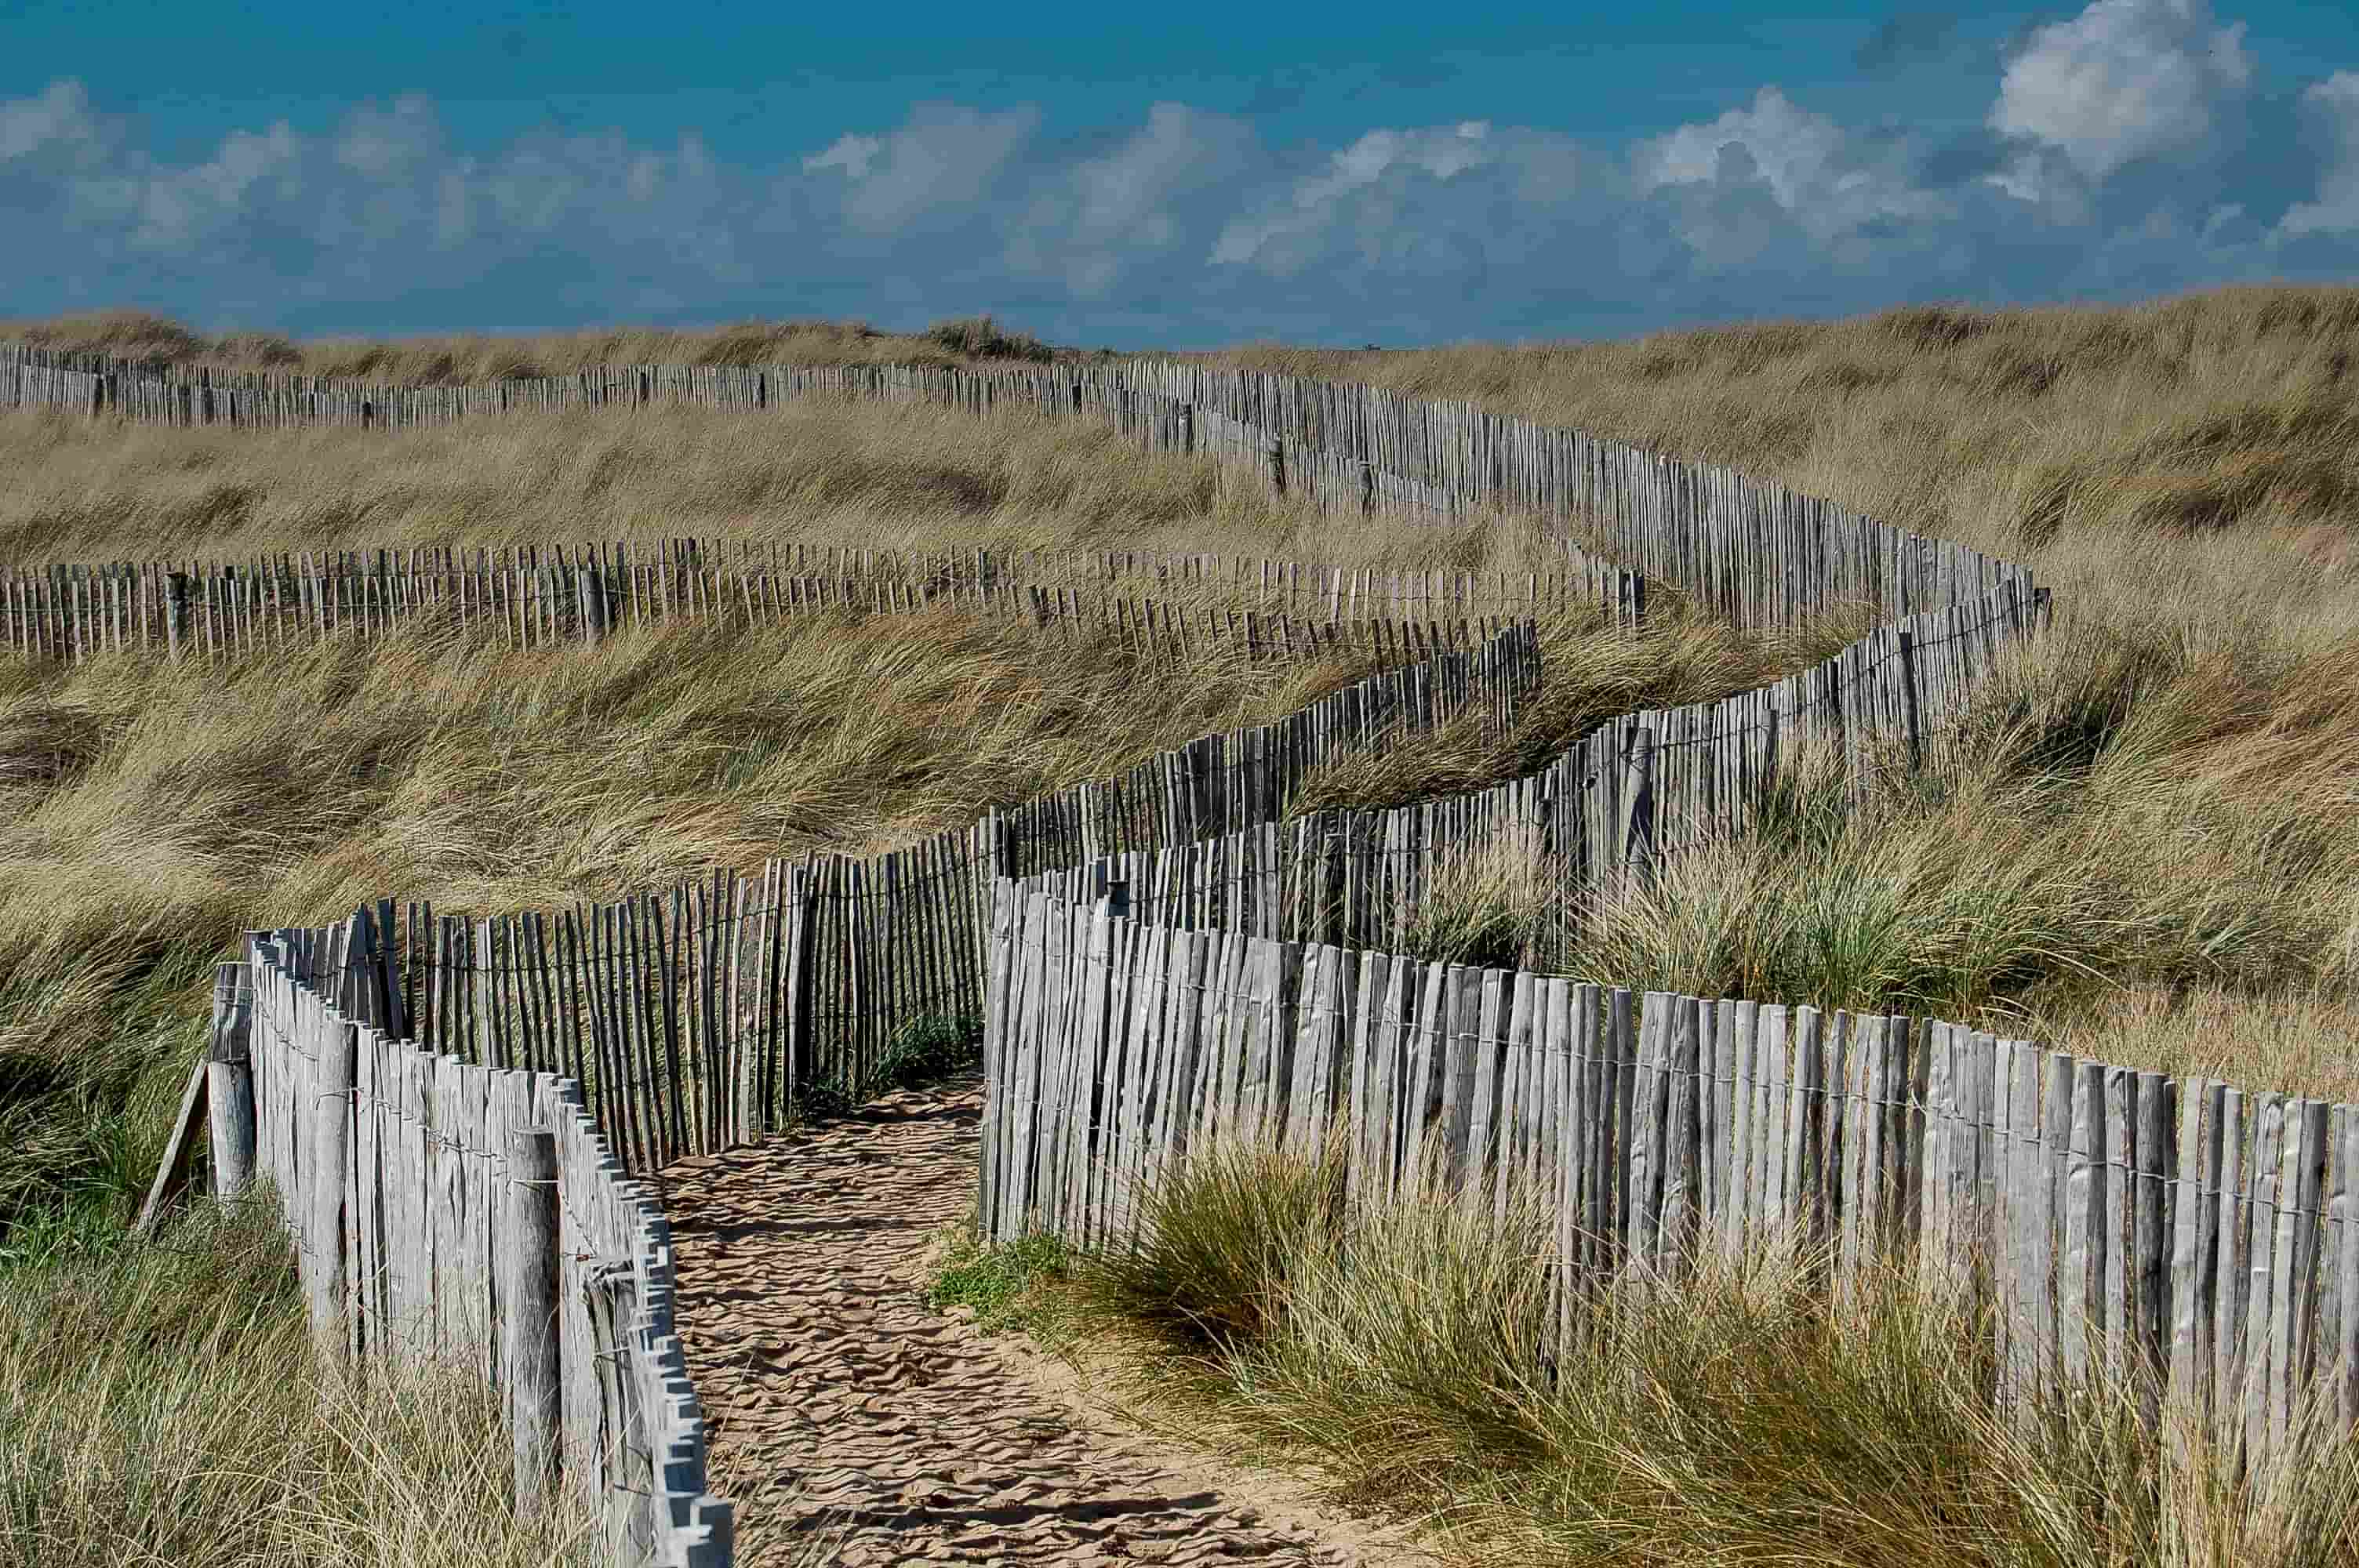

left=2, top=341, right=2030, bottom=635
left=0, top=344, right=1491, bottom=539
left=976, top=877, right=2354, bottom=1474
left=213, top=910, right=731, bottom=1565
left=0, top=537, right=1643, bottom=668
left=1110, top=360, right=2033, bottom=631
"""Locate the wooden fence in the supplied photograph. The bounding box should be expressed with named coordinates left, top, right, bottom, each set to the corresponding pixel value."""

left=2, top=339, right=2022, bottom=633
left=1114, top=360, right=2036, bottom=630
left=84, top=341, right=2078, bottom=1552
left=1011, top=579, right=2052, bottom=950
left=0, top=542, right=1611, bottom=668
left=329, top=624, right=1545, bottom=1175
left=224, top=907, right=731, bottom=1565
left=979, top=879, right=2359, bottom=1474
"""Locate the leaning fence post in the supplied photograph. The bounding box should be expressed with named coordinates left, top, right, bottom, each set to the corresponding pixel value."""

left=207, top=960, right=257, bottom=1202
left=503, top=1108, right=562, bottom=1509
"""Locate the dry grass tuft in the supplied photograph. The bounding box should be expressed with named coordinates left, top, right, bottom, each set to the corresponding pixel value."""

left=0, top=1197, right=596, bottom=1566
left=17, top=285, right=2359, bottom=1555
left=0, top=307, right=1087, bottom=383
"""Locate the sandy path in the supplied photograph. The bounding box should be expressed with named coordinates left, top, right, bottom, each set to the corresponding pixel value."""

left=662, top=1073, right=1438, bottom=1567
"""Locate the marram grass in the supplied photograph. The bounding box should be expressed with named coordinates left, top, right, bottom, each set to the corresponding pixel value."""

left=1020, top=1128, right=2359, bottom=1567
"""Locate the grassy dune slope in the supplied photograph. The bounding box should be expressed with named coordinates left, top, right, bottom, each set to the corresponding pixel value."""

left=9, top=288, right=2359, bottom=1564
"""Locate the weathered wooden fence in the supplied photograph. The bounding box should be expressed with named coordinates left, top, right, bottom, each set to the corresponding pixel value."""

left=85, top=342, right=2080, bottom=1552
left=979, top=880, right=2359, bottom=1475
left=221, top=908, right=732, bottom=1565
left=0, top=539, right=1637, bottom=667
left=2, top=340, right=2022, bottom=632
left=367, top=623, right=1544, bottom=1174
left=1114, top=361, right=2034, bottom=630
left=1011, top=580, right=2051, bottom=949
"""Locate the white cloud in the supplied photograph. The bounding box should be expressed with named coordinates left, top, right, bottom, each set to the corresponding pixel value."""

left=5, top=33, right=2359, bottom=350
left=0, top=79, right=107, bottom=167
left=1990, top=0, right=2253, bottom=181
left=131, top=122, right=304, bottom=249
left=334, top=95, right=442, bottom=180
left=1005, top=103, right=1256, bottom=296
left=2278, top=71, right=2359, bottom=238
left=1637, top=85, right=1954, bottom=244
left=803, top=132, right=881, bottom=180
left=1211, top=120, right=1500, bottom=274
left=813, top=105, right=1040, bottom=234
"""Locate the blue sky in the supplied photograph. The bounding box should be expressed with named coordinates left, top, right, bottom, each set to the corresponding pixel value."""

left=7, top=0, right=2359, bottom=347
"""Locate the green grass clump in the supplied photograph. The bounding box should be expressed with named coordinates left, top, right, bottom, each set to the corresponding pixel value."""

left=925, top=1226, right=1070, bottom=1337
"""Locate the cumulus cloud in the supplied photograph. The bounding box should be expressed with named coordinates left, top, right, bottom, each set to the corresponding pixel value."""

left=1211, top=120, right=1506, bottom=275
left=1006, top=103, right=1256, bottom=297
left=2278, top=71, right=2359, bottom=238
left=0, top=78, right=107, bottom=166
left=1637, top=86, right=1955, bottom=245
left=808, top=104, right=1040, bottom=235
left=2, top=0, right=2357, bottom=347
left=1991, top=0, right=2254, bottom=181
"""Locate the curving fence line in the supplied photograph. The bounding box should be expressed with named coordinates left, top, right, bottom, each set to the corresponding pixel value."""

left=149, top=615, right=1539, bottom=1567
left=0, top=343, right=1488, bottom=538
left=94, top=336, right=2072, bottom=1558
left=367, top=620, right=1544, bottom=1174
left=1012, top=577, right=2050, bottom=949
left=976, top=877, right=2357, bottom=1479
left=0, top=537, right=1636, bottom=668
left=206, top=915, right=732, bottom=1564
left=2, top=337, right=2024, bottom=630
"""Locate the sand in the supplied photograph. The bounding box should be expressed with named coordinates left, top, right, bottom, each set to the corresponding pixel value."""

left=662, top=1073, right=1442, bottom=1567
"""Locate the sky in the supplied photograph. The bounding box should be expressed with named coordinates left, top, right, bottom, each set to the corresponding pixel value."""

left=7, top=0, right=2359, bottom=349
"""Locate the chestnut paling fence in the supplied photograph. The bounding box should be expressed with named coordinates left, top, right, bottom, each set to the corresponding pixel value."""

left=0, top=536, right=1632, bottom=669
left=2, top=336, right=2019, bottom=633
left=1008, top=579, right=2048, bottom=952
left=976, top=879, right=2359, bottom=1475
left=158, top=619, right=1543, bottom=1567
left=368, top=621, right=1547, bottom=1172
left=205, top=914, right=732, bottom=1566
left=78, top=341, right=2082, bottom=1558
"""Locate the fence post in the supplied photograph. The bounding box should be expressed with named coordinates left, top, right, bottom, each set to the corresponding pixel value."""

left=1267, top=433, right=1287, bottom=498
left=503, top=1112, right=562, bottom=1510
left=576, top=563, right=609, bottom=646
left=1620, top=727, right=1656, bottom=889
left=165, top=571, right=191, bottom=663
left=207, top=960, right=257, bottom=1201
left=1896, top=626, right=1924, bottom=771
left=1358, top=458, right=1375, bottom=518
left=1078, top=782, right=1103, bottom=866
left=1179, top=403, right=1194, bottom=455
left=310, top=1020, right=356, bottom=1361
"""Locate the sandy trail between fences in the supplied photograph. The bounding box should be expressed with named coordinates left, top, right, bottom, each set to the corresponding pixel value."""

left=663, top=1073, right=1441, bottom=1568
